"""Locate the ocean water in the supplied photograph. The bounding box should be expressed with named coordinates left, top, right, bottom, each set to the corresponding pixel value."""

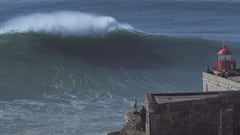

left=0, top=0, right=240, bottom=135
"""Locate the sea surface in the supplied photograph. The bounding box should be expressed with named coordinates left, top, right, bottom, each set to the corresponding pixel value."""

left=0, top=0, right=240, bottom=135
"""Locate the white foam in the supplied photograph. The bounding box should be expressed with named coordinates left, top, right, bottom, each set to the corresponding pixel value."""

left=0, top=11, right=134, bottom=36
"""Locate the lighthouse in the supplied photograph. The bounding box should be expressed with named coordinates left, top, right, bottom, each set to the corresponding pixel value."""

left=213, top=43, right=237, bottom=76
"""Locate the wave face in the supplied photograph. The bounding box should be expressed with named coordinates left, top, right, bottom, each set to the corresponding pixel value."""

left=0, top=9, right=240, bottom=135
left=0, top=11, right=134, bottom=36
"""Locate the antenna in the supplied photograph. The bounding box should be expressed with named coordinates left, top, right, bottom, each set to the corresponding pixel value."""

left=223, top=41, right=227, bottom=48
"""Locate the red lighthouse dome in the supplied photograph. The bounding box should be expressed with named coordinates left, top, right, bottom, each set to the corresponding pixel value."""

left=213, top=43, right=236, bottom=76
left=217, top=44, right=231, bottom=55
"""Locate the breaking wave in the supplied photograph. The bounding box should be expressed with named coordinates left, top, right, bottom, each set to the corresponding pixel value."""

left=0, top=11, right=134, bottom=36
left=0, top=11, right=239, bottom=100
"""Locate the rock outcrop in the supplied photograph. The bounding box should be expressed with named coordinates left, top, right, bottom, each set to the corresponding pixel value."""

left=108, top=112, right=145, bottom=135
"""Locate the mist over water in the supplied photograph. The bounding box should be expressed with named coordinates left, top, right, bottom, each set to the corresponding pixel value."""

left=0, top=0, right=240, bottom=135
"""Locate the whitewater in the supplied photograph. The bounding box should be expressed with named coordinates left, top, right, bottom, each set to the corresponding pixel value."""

left=0, top=11, right=134, bottom=36
left=0, top=0, right=240, bottom=135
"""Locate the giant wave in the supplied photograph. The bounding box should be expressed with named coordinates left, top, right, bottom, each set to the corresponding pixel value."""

left=0, top=11, right=239, bottom=100
left=0, top=11, right=238, bottom=71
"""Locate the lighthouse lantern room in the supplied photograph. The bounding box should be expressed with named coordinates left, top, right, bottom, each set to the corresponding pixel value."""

left=213, top=43, right=237, bottom=76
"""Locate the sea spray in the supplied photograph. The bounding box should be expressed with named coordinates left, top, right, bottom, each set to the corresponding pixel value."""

left=0, top=11, right=134, bottom=36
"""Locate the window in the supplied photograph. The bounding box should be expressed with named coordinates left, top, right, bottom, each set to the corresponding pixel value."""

left=218, top=55, right=231, bottom=61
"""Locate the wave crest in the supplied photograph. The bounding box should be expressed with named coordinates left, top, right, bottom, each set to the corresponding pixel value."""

left=0, top=11, right=134, bottom=36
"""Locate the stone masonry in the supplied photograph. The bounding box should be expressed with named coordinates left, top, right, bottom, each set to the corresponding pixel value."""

left=145, top=91, right=240, bottom=135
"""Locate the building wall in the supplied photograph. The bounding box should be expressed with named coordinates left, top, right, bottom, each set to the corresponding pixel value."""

left=149, top=107, right=233, bottom=135
left=202, top=72, right=240, bottom=92
left=146, top=92, right=240, bottom=135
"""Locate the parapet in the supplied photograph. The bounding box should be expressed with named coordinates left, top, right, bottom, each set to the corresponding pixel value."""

left=203, top=72, right=240, bottom=91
